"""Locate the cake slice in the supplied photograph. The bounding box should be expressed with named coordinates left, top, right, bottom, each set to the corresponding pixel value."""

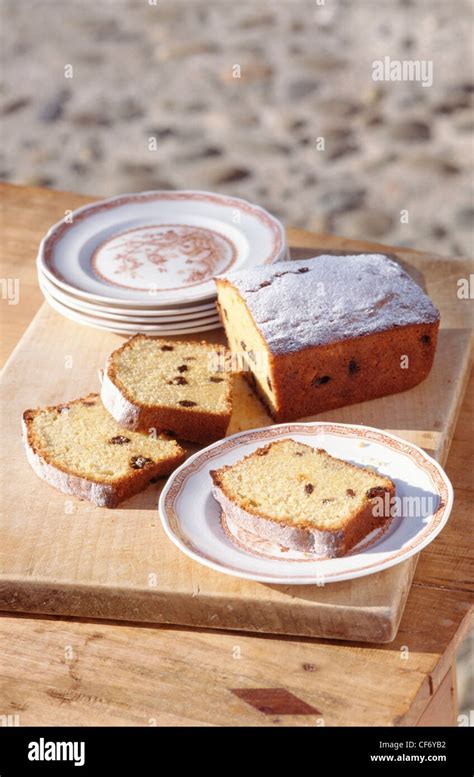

left=101, top=335, right=233, bottom=444
left=22, top=393, right=186, bottom=508
left=210, top=439, right=395, bottom=557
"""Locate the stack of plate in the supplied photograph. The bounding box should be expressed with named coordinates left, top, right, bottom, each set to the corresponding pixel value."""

left=37, top=190, right=288, bottom=336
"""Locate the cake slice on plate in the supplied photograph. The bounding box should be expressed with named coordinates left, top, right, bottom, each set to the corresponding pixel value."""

left=22, top=393, right=185, bottom=508
left=210, top=439, right=395, bottom=557
left=101, top=335, right=233, bottom=444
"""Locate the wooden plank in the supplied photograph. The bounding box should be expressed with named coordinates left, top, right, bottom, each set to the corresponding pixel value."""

left=416, top=667, right=457, bottom=727
left=0, top=584, right=470, bottom=727
left=0, top=183, right=91, bottom=368
left=0, top=301, right=465, bottom=642
left=0, top=184, right=472, bottom=644
left=413, top=371, right=474, bottom=596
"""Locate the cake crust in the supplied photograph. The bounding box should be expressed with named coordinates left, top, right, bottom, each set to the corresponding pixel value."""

left=22, top=393, right=186, bottom=508
left=210, top=441, right=395, bottom=557
left=101, top=335, right=233, bottom=444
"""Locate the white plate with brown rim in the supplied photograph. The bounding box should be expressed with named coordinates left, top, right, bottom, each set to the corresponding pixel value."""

left=41, top=280, right=223, bottom=336
left=159, top=422, right=453, bottom=584
left=38, top=269, right=220, bottom=323
left=37, top=190, right=288, bottom=307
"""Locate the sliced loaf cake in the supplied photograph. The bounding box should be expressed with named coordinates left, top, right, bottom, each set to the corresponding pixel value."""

left=101, top=335, right=233, bottom=444
left=22, top=393, right=185, bottom=508
left=216, top=254, right=440, bottom=421
left=210, top=438, right=395, bottom=557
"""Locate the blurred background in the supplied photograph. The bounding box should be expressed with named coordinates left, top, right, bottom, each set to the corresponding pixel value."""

left=1, top=0, right=473, bottom=258
left=1, top=0, right=472, bottom=718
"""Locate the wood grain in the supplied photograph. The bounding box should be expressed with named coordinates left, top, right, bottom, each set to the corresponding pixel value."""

left=0, top=183, right=472, bottom=726
left=0, top=581, right=470, bottom=726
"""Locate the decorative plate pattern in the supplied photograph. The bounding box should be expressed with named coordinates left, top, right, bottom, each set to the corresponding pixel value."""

left=91, top=224, right=237, bottom=291
left=37, top=190, right=288, bottom=307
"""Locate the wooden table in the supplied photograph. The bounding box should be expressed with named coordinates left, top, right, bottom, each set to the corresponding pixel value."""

left=0, top=182, right=472, bottom=727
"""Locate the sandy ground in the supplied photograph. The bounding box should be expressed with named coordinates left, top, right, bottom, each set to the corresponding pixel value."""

left=1, top=0, right=472, bottom=718
left=1, top=0, right=473, bottom=258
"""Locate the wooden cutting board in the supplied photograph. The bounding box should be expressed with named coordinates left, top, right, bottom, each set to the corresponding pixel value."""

left=0, top=240, right=471, bottom=643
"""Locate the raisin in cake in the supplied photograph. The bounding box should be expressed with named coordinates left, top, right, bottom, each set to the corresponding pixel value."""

left=216, top=254, right=440, bottom=422
left=22, top=393, right=185, bottom=508
left=101, top=335, right=233, bottom=444
left=210, top=439, right=395, bottom=557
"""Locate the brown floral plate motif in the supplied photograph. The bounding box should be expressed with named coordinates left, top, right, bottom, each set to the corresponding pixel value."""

left=37, top=190, right=288, bottom=310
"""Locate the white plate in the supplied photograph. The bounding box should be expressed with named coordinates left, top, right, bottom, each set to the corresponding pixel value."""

left=38, top=268, right=217, bottom=315
left=39, top=270, right=219, bottom=323
left=41, top=281, right=223, bottom=336
left=37, top=190, right=287, bottom=306
left=159, top=422, right=453, bottom=585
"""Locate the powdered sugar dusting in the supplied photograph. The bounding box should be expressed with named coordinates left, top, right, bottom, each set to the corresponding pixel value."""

left=220, top=254, right=440, bottom=355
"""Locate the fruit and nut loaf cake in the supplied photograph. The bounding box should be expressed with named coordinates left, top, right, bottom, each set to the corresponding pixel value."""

left=101, top=335, right=233, bottom=444
left=216, top=254, right=440, bottom=422
left=211, top=439, right=395, bottom=557
left=22, top=393, right=185, bottom=508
